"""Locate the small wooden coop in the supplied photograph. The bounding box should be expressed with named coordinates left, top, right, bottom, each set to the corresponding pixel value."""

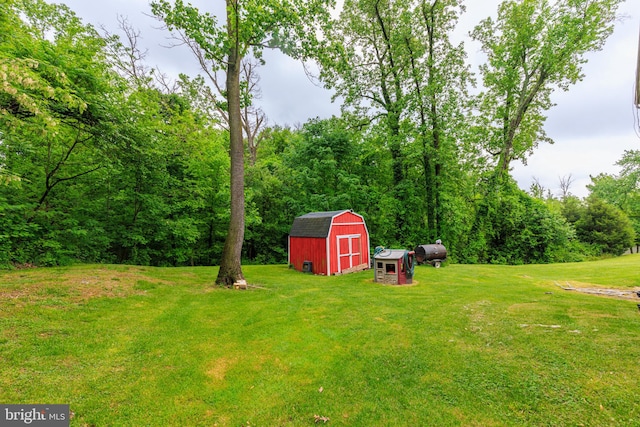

left=373, top=249, right=415, bottom=285
left=288, top=210, right=370, bottom=276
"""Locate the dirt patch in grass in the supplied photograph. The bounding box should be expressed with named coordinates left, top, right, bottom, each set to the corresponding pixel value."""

left=0, top=267, right=171, bottom=304
left=206, top=357, right=235, bottom=383
left=555, top=281, right=640, bottom=300
left=365, top=278, right=420, bottom=286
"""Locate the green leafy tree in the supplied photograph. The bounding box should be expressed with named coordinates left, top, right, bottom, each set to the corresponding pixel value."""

left=244, top=126, right=299, bottom=263
left=464, top=0, right=623, bottom=263
left=1, top=0, right=232, bottom=267
left=151, top=0, right=335, bottom=286
left=0, top=0, right=90, bottom=131
left=575, top=197, right=635, bottom=256
left=0, top=0, right=120, bottom=265
left=588, top=150, right=640, bottom=250
left=99, top=87, right=228, bottom=266
left=321, top=0, right=416, bottom=244
left=463, top=178, right=579, bottom=264
left=560, top=195, right=585, bottom=225
left=405, top=0, right=471, bottom=243
left=285, top=117, right=367, bottom=212
left=615, top=150, right=640, bottom=249
left=324, top=0, right=411, bottom=182
left=322, top=0, right=473, bottom=247
left=96, top=17, right=232, bottom=267
left=471, top=0, right=623, bottom=177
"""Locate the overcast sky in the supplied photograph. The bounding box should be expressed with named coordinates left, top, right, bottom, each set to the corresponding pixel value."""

left=52, top=0, right=640, bottom=198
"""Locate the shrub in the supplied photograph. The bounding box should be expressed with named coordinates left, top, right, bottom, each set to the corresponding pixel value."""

left=575, top=197, right=635, bottom=256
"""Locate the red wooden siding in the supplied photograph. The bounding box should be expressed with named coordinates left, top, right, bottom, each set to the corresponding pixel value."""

left=288, top=236, right=328, bottom=275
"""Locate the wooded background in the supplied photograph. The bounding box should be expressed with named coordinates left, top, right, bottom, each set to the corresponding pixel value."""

left=1, top=0, right=637, bottom=269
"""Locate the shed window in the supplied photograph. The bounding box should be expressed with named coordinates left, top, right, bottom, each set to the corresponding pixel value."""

left=377, top=262, right=383, bottom=269
left=385, top=263, right=396, bottom=274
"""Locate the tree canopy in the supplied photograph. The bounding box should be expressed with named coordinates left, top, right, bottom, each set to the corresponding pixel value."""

left=0, top=0, right=634, bottom=271
left=471, top=0, right=623, bottom=176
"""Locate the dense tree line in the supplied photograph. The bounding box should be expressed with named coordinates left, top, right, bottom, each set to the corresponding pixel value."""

left=1, top=0, right=636, bottom=270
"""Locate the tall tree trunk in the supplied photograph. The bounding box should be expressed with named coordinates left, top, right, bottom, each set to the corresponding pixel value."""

left=428, top=70, right=441, bottom=241
left=425, top=1, right=440, bottom=242
left=216, top=0, right=245, bottom=286
left=405, top=31, right=435, bottom=242
left=373, top=1, right=407, bottom=243
left=413, top=0, right=441, bottom=242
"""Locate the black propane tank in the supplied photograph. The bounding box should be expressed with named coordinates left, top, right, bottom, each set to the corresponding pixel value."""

left=414, top=241, right=447, bottom=267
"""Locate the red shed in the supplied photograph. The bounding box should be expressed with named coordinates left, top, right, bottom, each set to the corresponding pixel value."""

left=288, top=210, right=370, bottom=275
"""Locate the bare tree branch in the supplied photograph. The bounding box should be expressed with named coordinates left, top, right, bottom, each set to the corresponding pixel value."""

left=559, top=174, right=574, bottom=198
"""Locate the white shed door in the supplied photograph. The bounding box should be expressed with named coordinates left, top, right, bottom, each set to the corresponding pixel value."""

left=337, top=234, right=362, bottom=272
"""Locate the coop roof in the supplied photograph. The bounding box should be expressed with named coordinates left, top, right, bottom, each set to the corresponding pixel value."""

left=289, top=210, right=351, bottom=238
left=374, top=249, right=407, bottom=260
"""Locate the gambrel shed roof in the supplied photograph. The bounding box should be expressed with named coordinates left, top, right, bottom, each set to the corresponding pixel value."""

left=289, top=210, right=350, bottom=238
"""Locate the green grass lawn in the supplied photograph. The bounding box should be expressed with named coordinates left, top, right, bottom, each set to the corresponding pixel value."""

left=1, top=256, right=639, bottom=426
